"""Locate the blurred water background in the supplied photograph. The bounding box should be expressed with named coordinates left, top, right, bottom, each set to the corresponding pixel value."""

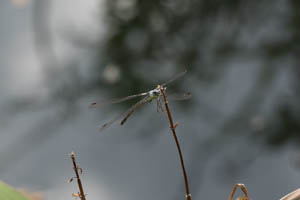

left=1, top=0, right=300, bottom=199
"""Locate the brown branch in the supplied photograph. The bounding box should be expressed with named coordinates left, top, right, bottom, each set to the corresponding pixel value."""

left=229, top=183, right=249, bottom=200
left=70, top=152, right=87, bottom=200
left=159, top=86, right=192, bottom=200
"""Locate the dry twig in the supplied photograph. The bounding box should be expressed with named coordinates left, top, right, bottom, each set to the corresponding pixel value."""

left=229, top=183, right=300, bottom=200
left=159, top=86, right=192, bottom=200
left=69, top=152, right=87, bottom=200
left=229, top=183, right=249, bottom=200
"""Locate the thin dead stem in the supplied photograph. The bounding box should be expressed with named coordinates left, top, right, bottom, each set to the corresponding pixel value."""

left=70, top=152, right=87, bottom=200
left=229, top=183, right=300, bottom=200
left=229, top=183, right=249, bottom=200
left=159, top=86, right=192, bottom=200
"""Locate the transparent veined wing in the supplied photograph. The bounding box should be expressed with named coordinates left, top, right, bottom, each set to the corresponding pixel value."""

left=99, top=95, right=150, bottom=131
left=155, top=92, right=191, bottom=115
left=161, top=69, right=187, bottom=87
left=120, top=96, right=151, bottom=125
left=167, top=92, right=192, bottom=101
left=91, top=70, right=187, bottom=108
left=89, top=92, right=148, bottom=108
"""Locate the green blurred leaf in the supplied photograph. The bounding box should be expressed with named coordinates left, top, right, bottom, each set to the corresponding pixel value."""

left=0, top=181, right=30, bottom=200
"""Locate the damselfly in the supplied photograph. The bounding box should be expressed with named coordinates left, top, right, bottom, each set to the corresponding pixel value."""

left=90, top=70, right=191, bottom=131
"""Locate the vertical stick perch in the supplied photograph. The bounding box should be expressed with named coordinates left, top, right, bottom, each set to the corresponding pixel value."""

left=70, top=152, right=87, bottom=200
left=159, top=86, right=192, bottom=200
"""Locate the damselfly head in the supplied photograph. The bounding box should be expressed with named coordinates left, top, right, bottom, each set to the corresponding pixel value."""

left=150, top=88, right=161, bottom=97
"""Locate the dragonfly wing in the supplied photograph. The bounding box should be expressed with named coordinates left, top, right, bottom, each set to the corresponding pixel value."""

left=167, top=92, right=192, bottom=101
left=161, top=69, right=187, bottom=87
left=99, top=112, right=125, bottom=132
left=99, top=95, right=150, bottom=131
left=120, top=96, right=150, bottom=125
left=90, top=92, right=148, bottom=108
